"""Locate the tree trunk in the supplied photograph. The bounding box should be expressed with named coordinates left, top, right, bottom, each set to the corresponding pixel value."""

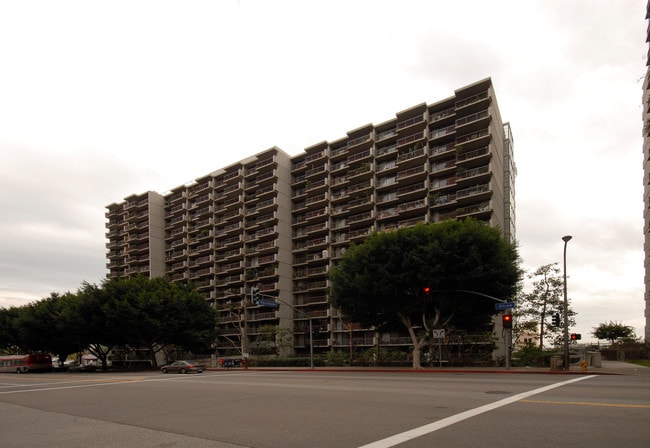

left=399, top=313, right=426, bottom=369
left=412, top=344, right=422, bottom=369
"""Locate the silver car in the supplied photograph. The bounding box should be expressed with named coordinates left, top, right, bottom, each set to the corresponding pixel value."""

left=160, top=360, right=205, bottom=374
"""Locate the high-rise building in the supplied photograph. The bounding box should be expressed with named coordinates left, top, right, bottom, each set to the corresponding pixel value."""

left=642, top=2, right=650, bottom=342
left=106, top=77, right=516, bottom=357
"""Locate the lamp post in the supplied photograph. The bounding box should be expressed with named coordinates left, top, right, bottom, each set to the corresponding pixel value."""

left=562, top=235, right=572, bottom=370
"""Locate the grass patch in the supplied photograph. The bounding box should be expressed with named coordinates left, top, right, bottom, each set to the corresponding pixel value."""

left=629, top=360, right=650, bottom=368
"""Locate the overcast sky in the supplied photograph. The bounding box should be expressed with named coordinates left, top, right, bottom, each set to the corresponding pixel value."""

left=0, top=0, right=646, bottom=342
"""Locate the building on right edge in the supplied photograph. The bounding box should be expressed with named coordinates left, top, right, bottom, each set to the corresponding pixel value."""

left=643, top=1, right=650, bottom=342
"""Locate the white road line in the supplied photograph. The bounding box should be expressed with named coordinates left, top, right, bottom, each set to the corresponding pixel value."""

left=357, top=376, right=594, bottom=448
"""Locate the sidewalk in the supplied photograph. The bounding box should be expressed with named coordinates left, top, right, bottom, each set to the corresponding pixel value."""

left=211, top=361, right=650, bottom=376
left=597, top=360, right=650, bottom=376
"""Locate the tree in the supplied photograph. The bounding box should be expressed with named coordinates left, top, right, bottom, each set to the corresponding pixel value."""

left=0, top=306, right=25, bottom=353
left=330, top=220, right=521, bottom=369
left=99, top=276, right=217, bottom=367
left=514, top=264, right=576, bottom=349
left=76, top=282, right=126, bottom=370
left=253, top=324, right=292, bottom=357
left=592, top=321, right=636, bottom=345
left=39, top=292, right=85, bottom=367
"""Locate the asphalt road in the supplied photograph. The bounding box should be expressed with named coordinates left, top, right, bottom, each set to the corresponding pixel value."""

left=1, top=368, right=648, bottom=448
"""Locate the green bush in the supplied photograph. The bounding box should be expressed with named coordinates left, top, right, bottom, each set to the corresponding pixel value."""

left=249, top=357, right=324, bottom=367
left=513, top=345, right=559, bottom=367
left=323, top=351, right=350, bottom=366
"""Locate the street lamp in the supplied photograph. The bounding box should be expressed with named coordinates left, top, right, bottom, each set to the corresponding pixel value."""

left=562, top=235, right=572, bottom=370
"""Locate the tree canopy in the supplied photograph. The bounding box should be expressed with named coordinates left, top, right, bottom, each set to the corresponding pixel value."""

left=329, top=219, right=521, bottom=368
left=514, top=263, right=576, bottom=349
left=592, top=321, right=636, bottom=345
left=0, top=276, right=217, bottom=369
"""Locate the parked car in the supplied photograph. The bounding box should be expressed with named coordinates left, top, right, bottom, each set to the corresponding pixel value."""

left=68, top=364, right=97, bottom=372
left=160, top=360, right=205, bottom=374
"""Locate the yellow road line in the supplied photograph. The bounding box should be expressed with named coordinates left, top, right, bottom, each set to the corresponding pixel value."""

left=521, top=399, right=650, bottom=409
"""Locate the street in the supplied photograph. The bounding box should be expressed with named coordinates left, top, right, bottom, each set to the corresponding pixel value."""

left=1, top=368, right=648, bottom=447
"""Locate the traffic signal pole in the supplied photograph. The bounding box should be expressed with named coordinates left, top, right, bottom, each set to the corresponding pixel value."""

left=430, top=289, right=513, bottom=370
left=251, top=290, right=314, bottom=369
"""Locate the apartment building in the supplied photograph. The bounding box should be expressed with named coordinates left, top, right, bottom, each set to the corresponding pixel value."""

left=106, top=77, right=516, bottom=358
left=641, top=1, right=650, bottom=341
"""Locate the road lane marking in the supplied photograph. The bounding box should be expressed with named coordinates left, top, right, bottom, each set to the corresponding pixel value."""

left=0, top=376, right=147, bottom=394
left=521, top=399, right=650, bottom=409
left=357, top=376, right=594, bottom=448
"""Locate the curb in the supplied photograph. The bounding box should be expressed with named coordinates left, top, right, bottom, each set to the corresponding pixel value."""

left=206, top=367, right=621, bottom=375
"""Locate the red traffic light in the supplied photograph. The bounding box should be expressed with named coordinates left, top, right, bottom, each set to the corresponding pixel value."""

left=423, top=287, right=431, bottom=294
left=570, top=333, right=582, bottom=340
left=502, top=314, right=513, bottom=329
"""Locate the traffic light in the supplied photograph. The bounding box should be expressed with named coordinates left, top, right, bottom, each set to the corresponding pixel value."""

left=250, top=287, right=260, bottom=304
left=502, top=313, right=513, bottom=329
left=551, top=313, right=560, bottom=326
left=423, top=286, right=431, bottom=298
left=570, top=333, right=582, bottom=341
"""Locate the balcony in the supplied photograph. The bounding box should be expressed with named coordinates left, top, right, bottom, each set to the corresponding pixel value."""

left=456, top=146, right=490, bottom=169
left=306, top=177, right=328, bottom=193
left=376, top=144, right=397, bottom=159
left=431, top=192, right=457, bottom=209
left=396, top=165, right=426, bottom=182
left=305, top=193, right=327, bottom=209
left=348, top=211, right=373, bottom=226
left=397, top=147, right=426, bottom=169
left=188, top=241, right=212, bottom=255
left=306, top=222, right=328, bottom=235
left=292, top=159, right=307, bottom=172
left=376, top=129, right=397, bottom=142
left=431, top=159, right=456, bottom=175
left=429, top=125, right=455, bottom=142
left=330, top=203, right=348, bottom=216
left=455, top=109, right=490, bottom=133
left=397, top=198, right=426, bottom=215
left=430, top=176, right=457, bottom=192
left=430, top=143, right=455, bottom=160
left=223, top=170, right=241, bottom=183
left=396, top=114, right=425, bottom=132
left=397, top=182, right=425, bottom=203
left=348, top=180, right=372, bottom=195
left=329, top=146, right=347, bottom=160
left=456, top=183, right=491, bottom=203
left=455, top=91, right=490, bottom=114
left=456, top=201, right=491, bottom=219
left=346, top=134, right=372, bottom=149
left=189, top=254, right=213, bottom=268
left=305, top=164, right=326, bottom=178
left=305, top=150, right=325, bottom=164
left=429, top=107, right=455, bottom=123
left=455, top=128, right=490, bottom=150
left=347, top=194, right=372, bottom=210
left=397, top=131, right=425, bottom=148
left=189, top=267, right=213, bottom=280
left=331, top=174, right=348, bottom=187
left=456, top=165, right=490, bottom=185
left=377, top=206, right=397, bottom=220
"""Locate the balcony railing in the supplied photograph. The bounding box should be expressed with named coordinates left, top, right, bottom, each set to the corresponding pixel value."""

left=396, top=115, right=424, bottom=130
left=455, top=91, right=488, bottom=109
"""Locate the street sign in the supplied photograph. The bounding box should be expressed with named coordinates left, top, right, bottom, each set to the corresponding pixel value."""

left=258, top=299, right=279, bottom=308
left=432, top=329, right=445, bottom=339
left=495, top=302, right=515, bottom=310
